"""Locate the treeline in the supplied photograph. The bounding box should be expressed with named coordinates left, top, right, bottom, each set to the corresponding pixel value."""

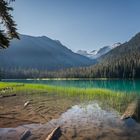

left=0, top=51, right=140, bottom=79
left=1, top=33, right=140, bottom=79
left=1, top=48, right=140, bottom=79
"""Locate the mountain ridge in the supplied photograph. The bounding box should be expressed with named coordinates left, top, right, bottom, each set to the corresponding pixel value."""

left=77, top=42, right=121, bottom=59
left=0, top=34, right=95, bottom=71
left=38, top=32, right=140, bottom=79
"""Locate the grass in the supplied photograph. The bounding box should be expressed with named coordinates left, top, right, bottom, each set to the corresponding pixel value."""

left=0, top=82, right=139, bottom=113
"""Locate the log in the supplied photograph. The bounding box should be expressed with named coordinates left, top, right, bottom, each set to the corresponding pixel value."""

left=0, top=94, right=16, bottom=98
left=24, top=101, right=30, bottom=108
left=121, top=99, right=140, bottom=121
left=46, top=126, right=61, bottom=140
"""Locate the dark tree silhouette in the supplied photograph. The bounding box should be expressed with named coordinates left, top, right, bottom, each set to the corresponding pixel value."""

left=0, top=0, right=19, bottom=49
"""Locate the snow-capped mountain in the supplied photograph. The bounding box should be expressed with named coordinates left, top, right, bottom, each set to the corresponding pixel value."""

left=111, top=42, right=122, bottom=48
left=77, top=43, right=121, bottom=59
left=77, top=50, right=89, bottom=56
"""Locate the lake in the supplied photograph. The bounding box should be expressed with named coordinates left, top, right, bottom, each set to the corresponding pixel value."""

left=1, top=101, right=140, bottom=140
left=1, top=80, right=140, bottom=139
left=2, top=79, right=140, bottom=93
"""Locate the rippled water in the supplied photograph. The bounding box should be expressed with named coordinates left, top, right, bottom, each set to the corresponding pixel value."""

left=0, top=102, right=140, bottom=140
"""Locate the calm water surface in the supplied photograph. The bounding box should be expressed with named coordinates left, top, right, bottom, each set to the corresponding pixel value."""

left=3, top=79, right=140, bottom=93
left=1, top=80, right=140, bottom=139
left=1, top=102, right=140, bottom=140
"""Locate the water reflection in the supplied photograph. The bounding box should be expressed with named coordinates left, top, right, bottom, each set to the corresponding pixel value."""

left=0, top=102, right=140, bottom=140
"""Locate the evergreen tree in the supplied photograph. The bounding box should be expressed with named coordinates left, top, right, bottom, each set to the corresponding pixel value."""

left=0, top=0, right=19, bottom=49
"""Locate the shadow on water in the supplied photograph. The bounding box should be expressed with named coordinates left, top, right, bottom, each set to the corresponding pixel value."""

left=51, top=127, right=62, bottom=140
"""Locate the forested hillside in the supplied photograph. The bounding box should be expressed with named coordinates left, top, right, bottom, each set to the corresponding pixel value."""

left=1, top=33, right=140, bottom=79
left=0, top=34, right=94, bottom=71
left=52, top=32, right=140, bottom=78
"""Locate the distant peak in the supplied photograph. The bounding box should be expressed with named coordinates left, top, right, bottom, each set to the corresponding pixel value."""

left=77, top=50, right=87, bottom=53
left=90, top=50, right=96, bottom=53
left=111, top=42, right=121, bottom=48
left=131, top=32, right=140, bottom=41
left=54, top=40, right=62, bottom=45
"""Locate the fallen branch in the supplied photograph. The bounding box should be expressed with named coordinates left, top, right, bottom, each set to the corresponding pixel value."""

left=46, top=126, right=61, bottom=140
left=0, top=94, right=16, bottom=98
left=24, top=101, right=30, bottom=108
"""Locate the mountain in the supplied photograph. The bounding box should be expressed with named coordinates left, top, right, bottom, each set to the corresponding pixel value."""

left=43, top=32, right=140, bottom=79
left=77, top=43, right=121, bottom=59
left=94, top=46, right=111, bottom=59
left=76, top=50, right=95, bottom=58
left=2, top=32, right=139, bottom=79
left=99, top=34, right=140, bottom=62
left=77, top=50, right=89, bottom=56
left=0, top=34, right=95, bottom=71
left=111, top=42, right=122, bottom=48
left=87, top=32, right=140, bottom=78
left=93, top=32, right=140, bottom=78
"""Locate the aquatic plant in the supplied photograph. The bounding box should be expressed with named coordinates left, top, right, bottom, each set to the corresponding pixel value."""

left=0, top=82, right=138, bottom=113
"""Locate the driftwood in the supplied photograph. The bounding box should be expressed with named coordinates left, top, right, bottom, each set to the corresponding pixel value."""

left=20, top=130, right=31, bottom=140
left=121, top=99, right=140, bottom=122
left=24, top=101, right=30, bottom=108
left=46, top=126, right=61, bottom=140
left=0, top=94, right=16, bottom=98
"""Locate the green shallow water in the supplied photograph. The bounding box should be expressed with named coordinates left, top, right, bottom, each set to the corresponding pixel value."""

left=1, top=80, right=140, bottom=139
left=2, top=79, right=140, bottom=94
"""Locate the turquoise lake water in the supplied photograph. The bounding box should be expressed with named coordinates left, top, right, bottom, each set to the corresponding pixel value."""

left=2, top=79, right=140, bottom=93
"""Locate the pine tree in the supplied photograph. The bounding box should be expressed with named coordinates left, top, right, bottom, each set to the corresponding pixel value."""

left=0, top=0, right=19, bottom=49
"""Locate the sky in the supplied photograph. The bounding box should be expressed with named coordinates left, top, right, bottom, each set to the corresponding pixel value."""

left=12, top=0, right=140, bottom=52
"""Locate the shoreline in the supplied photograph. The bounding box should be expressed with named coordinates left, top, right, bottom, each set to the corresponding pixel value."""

left=1, top=78, right=140, bottom=81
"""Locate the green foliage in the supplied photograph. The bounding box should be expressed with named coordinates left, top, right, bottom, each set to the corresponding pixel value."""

left=0, top=0, right=19, bottom=48
left=0, top=82, right=138, bottom=113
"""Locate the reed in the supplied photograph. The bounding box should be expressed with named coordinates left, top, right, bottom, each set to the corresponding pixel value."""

left=0, top=82, right=138, bottom=113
